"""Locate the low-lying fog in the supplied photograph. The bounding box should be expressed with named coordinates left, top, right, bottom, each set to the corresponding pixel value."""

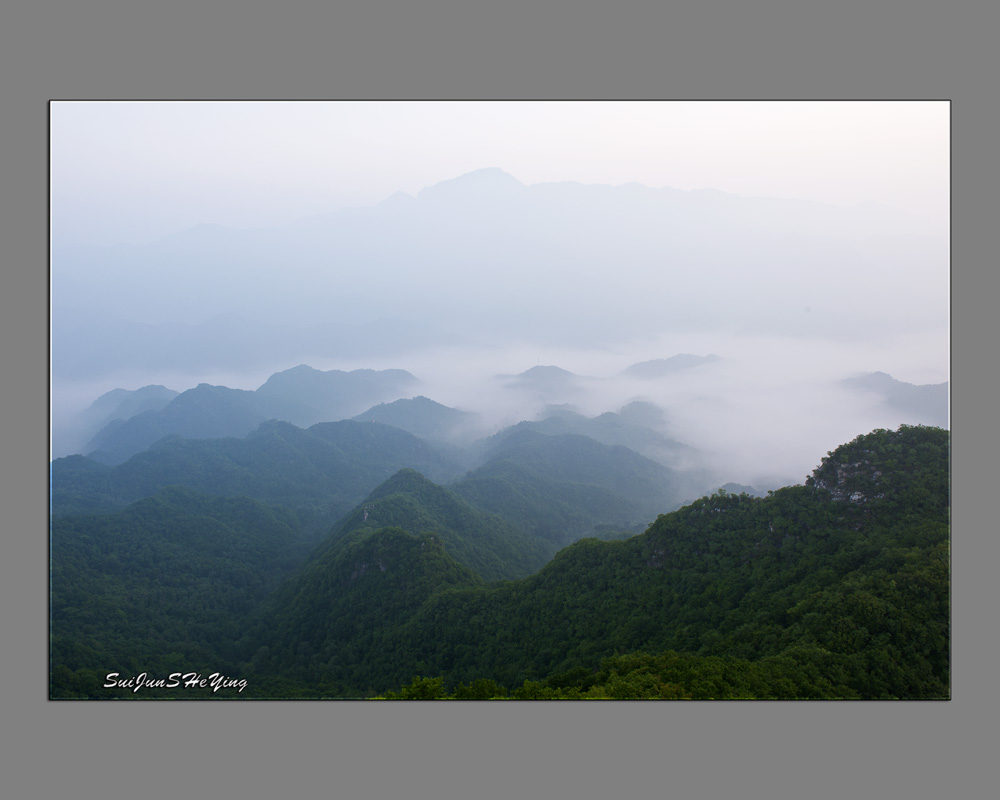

left=51, top=323, right=948, bottom=493
left=51, top=167, right=948, bottom=493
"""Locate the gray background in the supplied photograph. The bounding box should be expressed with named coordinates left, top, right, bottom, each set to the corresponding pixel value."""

left=3, top=1, right=994, bottom=798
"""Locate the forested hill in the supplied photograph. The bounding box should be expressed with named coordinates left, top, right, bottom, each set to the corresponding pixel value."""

left=50, top=418, right=463, bottom=532
left=351, top=396, right=479, bottom=444
left=80, top=366, right=419, bottom=465
left=313, top=468, right=556, bottom=581
left=243, top=425, right=949, bottom=699
left=50, top=486, right=312, bottom=694
left=507, top=401, right=697, bottom=468
left=49, top=424, right=948, bottom=699
left=451, top=429, right=690, bottom=545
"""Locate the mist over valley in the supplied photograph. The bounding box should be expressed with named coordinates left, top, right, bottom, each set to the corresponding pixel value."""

left=52, top=168, right=947, bottom=490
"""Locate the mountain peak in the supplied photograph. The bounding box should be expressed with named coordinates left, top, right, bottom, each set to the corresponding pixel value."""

left=365, top=467, right=437, bottom=501
left=622, top=354, right=721, bottom=379
left=807, top=425, right=949, bottom=508
left=377, top=190, right=417, bottom=208
left=418, top=168, right=525, bottom=202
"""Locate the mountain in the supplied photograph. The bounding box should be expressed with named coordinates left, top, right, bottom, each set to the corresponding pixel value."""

left=806, top=423, right=950, bottom=514
left=247, top=424, right=949, bottom=698
left=622, top=354, right=722, bottom=378
left=246, top=526, right=487, bottom=696
left=255, top=364, right=420, bottom=423
left=841, top=371, right=948, bottom=428
left=79, top=366, right=419, bottom=464
left=53, top=384, right=180, bottom=459
left=53, top=168, right=946, bottom=380
left=51, top=418, right=463, bottom=530
left=497, top=365, right=589, bottom=405
left=315, top=468, right=555, bottom=582
left=479, top=427, right=684, bottom=507
left=516, top=400, right=701, bottom=475
left=82, top=383, right=308, bottom=465
left=451, top=428, right=688, bottom=544
left=351, top=396, right=480, bottom=444
left=417, top=167, right=527, bottom=203
left=50, top=485, right=312, bottom=697
left=502, top=365, right=580, bottom=387
left=50, top=423, right=950, bottom=699
left=74, top=384, right=179, bottom=429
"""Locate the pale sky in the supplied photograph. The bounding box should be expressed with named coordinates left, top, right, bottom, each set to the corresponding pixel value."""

left=51, top=100, right=949, bottom=247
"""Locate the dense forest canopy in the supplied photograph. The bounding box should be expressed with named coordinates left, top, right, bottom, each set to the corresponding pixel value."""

left=50, top=420, right=949, bottom=700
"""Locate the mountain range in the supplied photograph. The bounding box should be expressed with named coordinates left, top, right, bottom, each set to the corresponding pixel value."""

left=49, top=360, right=951, bottom=701
left=51, top=422, right=949, bottom=699
left=51, top=418, right=464, bottom=531
left=52, top=168, right=947, bottom=380
left=841, top=371, right=948, bottom=429
left=68, top=366, right=419, bottom=464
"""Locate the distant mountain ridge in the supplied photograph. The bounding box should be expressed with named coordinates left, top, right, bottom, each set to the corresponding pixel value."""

left=497, top=366, right=588, bottom=404
left=54, top=384, right=179, bottom=458
left=622, top=354, right=721, bottom=378
left=238, top=424, right=950, bottom=698
left=352, top=396, right=479, bottom=443
left=451, top=428, right=688, bottom=544
left=52, top=418, right=463, bottom=531
left=53, top=167, right=944, bottom=379
left=79, top=366, right=419, bottom=464
left=256, top=364, right=420, bottom=423
left=319, top=468, right=556, bottom=581
left=841, top=371, right=948, bottom=428
left=514, top=401, right=698, bottom=473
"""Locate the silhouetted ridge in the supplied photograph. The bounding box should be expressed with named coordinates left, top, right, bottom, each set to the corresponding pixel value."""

left=417, top=168, right=526, bottom=203
left=622, top=354, right=721, bottom=378
left=841, top=371, right=948, bottom=428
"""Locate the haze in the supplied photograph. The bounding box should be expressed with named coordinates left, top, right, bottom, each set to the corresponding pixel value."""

left=50, top=100, right=950, bottom=489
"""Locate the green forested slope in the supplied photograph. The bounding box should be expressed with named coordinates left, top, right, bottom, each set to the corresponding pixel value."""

left=253, top=425, right=949, bottom=699
left=51, top=419, right=462, bottom=533
left=352, top=396, right=478, bottom=442
left=83, top=366, right=419, bottom=464
left=50, top=486, right=311, bottom=698
left=50, top=424, right=950, bottom=700
left=83, top=383, right=311, bottom=465
left=322, top=468, right=557, bottom=581
left=503, top=401, right=697, bottom=472
left=451, top=429, right=687, bottom=544
left=244, top=526, right=486, bottom=697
